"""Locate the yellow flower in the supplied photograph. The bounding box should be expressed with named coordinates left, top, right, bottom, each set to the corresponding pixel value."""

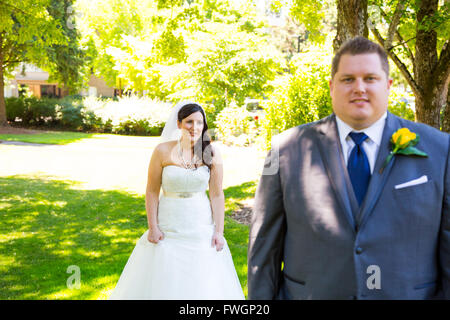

left=380, top=127, right=427, bottom=173
left=392, top=128, right=416, bottom=146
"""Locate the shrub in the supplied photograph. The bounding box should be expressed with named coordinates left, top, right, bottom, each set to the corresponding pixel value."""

left=214, top=102, right=258, bottom=146
left=27, top=98, right=58, bottom=125
left=5, top=95, right=172, bottom=135
left=55, top=101, right=84, bottom=129
left=82, top=96, right=171, bottom=135
left=5, top=97, right=26, bottom=122
left=388, top=87, right=415, bottom=121
left=81, top=109, right=104, bottom=132
left=261, top=45, right=333, bottom=149
left=113, top=119, right=164, bottom=136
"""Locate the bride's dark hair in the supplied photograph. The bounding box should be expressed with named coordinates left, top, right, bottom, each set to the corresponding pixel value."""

left=177, top=104, right=213, bottom=169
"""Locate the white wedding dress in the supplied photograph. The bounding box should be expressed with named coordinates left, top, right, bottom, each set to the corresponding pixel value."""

left=109, top=165, right=245, bottom=300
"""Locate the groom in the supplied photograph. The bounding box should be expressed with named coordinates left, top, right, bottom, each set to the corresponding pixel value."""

left=248, top=36, right=450, bottom=299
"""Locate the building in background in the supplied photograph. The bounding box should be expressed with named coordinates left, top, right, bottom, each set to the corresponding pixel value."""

left=4, top=63, right=117, bottom=99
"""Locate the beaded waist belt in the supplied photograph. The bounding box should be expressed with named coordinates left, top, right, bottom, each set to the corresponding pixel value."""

left=163, top=191, right=204, bottom=198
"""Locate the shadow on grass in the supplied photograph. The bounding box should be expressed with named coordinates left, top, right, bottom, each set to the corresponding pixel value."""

left=0, top=176, right=255, bottom=299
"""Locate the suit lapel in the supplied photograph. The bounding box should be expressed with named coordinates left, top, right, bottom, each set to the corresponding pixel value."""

left=357, top=112, right=398, bottom=228
left=317, top=114, right=358, bottom=233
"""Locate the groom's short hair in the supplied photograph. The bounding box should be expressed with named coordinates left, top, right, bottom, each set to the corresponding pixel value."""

left=331, top=36, right=389, bottom=79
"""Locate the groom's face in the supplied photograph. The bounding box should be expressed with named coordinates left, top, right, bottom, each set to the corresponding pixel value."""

left=329, top=53, right=393, bottom=130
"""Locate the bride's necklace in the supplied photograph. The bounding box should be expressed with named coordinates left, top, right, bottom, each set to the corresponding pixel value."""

left=178, top=139, right=196, bottom=170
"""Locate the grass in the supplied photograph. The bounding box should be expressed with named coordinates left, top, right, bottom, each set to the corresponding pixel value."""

left=0, top=175, right=256, bottom=300
left=0, top=131, right=99, bottom=145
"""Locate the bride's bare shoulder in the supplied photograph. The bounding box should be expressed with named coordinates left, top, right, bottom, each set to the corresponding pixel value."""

left=154, top=140, right=177, bottom=155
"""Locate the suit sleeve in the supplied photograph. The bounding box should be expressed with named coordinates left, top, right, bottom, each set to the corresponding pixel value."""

left=440, top=134, right=450, bottom=299
left=248, top=148, right=287, bottom=299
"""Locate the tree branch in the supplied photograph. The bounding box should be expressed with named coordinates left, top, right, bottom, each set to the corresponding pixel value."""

left=3, top=59, right=21, bottom=67
left=385, top=1, right=405, bottom=49
left=372, top=27, right=422, bottom=97
left=432, top=40, right=450, bottom=92
left=1, top=39, right=26, bottom=68
left=0, top=1, right=35, bottom=18
left=378, top=6, right=415, bottom=63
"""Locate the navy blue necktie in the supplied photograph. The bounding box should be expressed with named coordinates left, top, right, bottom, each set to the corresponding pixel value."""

left=347, top=132, right=371, bottom=206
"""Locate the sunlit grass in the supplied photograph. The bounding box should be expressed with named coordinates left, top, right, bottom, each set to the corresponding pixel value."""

left=0, top=131, right=98, bottom=145
left=0, top=130, right=162, bottom=147
left=0, top=175, right=255, bottom=299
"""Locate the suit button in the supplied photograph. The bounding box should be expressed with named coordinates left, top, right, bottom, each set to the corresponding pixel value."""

left=355, top=247, right=363, bottom=254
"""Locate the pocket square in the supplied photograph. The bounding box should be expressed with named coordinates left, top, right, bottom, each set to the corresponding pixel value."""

left=394, top=175, right=428, bottom=190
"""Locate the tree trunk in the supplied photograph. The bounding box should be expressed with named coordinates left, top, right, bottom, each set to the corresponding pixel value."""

left=414, top=0, right=441, bottom=128
left=442, top=83, right=450, bottom=133
left=415, top=89, right=446, bottom=130
left=0, top=37, right=8, bottom=127
left=333, top=0, right=368, bottom=52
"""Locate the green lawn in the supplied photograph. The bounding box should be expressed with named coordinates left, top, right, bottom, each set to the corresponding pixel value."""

left=0, top=131, right=100, bottom=145
left=0, top=174, right=255, bottom=300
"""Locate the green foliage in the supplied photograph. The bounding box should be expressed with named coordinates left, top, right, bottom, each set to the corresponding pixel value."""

left=6, top=97, right=58, bottom=125
left=290, top=1, right=325, bottom=43
left=0, top=0, right=65, bottom=78
left=388, top=86, right=415, bottom=122
left=55, top=101, right=84, bottom=129
left=287, top=0, right=336, bottom=44
left=5, top=96, right=171, bottom=135
left=81, top=109, right=104, bottom=132
left=5, top=97, right=26, bottom=122
left=76, top=0, right=147, bottom=89
left=366, top=0, right=450, bottom=82
left=152, top=21, right=187, bottom=64
left=77, top=0, right=283, bottom=124
left=113, top=119, right=164, bottom=136
left=214, top=102, right=258, bottom=146
left=0, top=0, right=90, bottom=125
left=28, top=98, right=58, bottom=125
left=82, top=96, right=171, bottom=135
left=44, top=0, right=91, bottom=93
left=261, top=45, right=333, bottom=148
left=0, top=0, right=87, bottom=85
left=191, top=30, right=284, bottom=114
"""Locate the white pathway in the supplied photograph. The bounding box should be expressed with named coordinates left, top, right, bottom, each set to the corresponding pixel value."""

left=0, top=136, right=266, bottom=195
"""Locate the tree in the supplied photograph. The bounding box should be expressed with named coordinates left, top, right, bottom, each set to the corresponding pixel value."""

left=0, top=0, right=87, bottom=127
left=333, top=0, right=368, bottom=51
left=290, top=0, right=450, bottom=132
left=45, top=0, right=90, bottom=93
left=77, top=0, right=284, bottom=113
left=0, top=0, right=64, bottom=125
left=75, top=0, right=146, bottom=91
left=370, top=0, right=450, bottom=131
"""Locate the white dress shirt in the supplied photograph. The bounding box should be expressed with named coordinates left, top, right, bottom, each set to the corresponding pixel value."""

left=335, top=112, right=387, bottom=174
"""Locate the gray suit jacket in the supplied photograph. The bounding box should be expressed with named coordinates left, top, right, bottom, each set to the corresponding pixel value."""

left=248, top=112, right=450, bottom=299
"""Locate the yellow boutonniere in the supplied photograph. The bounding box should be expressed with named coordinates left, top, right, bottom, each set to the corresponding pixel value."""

left=379, top=128, right=428, bottom=173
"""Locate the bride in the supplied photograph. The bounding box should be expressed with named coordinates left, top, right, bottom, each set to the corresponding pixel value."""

left=109, top=101, right=245, bottom=299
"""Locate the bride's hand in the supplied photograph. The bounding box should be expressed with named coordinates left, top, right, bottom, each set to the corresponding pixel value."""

left=148, top=226, right=164, bottom=244
left=211, top=232, right=224, bottom=251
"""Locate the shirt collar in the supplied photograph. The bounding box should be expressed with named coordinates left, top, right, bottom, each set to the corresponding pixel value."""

left=335, top=112, right=387, bottom=147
